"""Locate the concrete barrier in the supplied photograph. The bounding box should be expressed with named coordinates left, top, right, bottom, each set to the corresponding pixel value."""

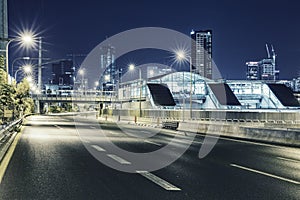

left=102, top=109, right=300, bottom=146
left=178, top=121, right=300, bottom=146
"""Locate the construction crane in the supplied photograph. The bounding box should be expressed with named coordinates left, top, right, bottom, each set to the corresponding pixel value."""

left=271, top=45, right=276, bottom=64
left=265, top=43, right=271, bottom=58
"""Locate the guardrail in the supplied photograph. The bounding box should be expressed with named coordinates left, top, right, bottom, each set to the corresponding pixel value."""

left=0, top=119, right=23, bottom=140
left=0, top=118, right=24, bottom=163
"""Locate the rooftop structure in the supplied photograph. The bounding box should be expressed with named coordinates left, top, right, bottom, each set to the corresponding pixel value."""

left=119, top=72, right=299, bottom=110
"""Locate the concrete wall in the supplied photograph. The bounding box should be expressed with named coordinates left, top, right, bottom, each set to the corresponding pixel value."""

left=112, top=109, right=300, bottom=124
left=177, top=121, right=300, bottom=146
left=103, top=108, right=300, bottom=146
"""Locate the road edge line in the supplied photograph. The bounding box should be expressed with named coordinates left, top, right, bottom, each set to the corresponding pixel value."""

left=0, top=129, right=23, bottom=184
left=230, top=163, right=300, bottom=185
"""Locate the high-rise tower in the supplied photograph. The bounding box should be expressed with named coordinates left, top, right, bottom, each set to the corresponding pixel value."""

left=99, top=45, right=116, bottom=90
left=190, top=30, right=212, bottom=79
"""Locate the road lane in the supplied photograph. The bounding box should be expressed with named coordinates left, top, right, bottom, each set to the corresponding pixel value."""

left=0, top=115, right=299, bottom=199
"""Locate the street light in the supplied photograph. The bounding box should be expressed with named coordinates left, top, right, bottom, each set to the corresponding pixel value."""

left=26, top=76, right=33, bottom=83
left=78, top=68, right=85, bottom=93
left=14, top=64, right=32, bottom=82
left=104, top=74, right=110, bottom=81
left=5, top=32, right=35, bottom=83
left=11, top=57, right=30, bottom=81
left=129, top=64, right=142, bottom=117
left=175, top=50, right=193, bottom=119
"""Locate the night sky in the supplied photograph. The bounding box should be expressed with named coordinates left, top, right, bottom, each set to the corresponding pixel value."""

left=8, top=0, right=300, bottom=80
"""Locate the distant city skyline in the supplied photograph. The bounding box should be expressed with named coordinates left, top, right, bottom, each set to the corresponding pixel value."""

left=7, top=0, right=300, bottom=80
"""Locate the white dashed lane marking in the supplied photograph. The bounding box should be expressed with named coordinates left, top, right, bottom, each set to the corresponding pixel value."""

left=144, top=140, right=162, bottom=146
left=137, top=171, right=181, bottom=191
left=91, top=145, right=106, bottom=152
left=107, top=154, right=131, bottom=164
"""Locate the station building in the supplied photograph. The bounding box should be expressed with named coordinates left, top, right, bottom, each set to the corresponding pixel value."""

left=118, top=72, right=300, bottom=110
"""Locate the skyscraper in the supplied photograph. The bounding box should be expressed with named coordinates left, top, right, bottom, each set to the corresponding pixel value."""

left=190, top=30, right=212, bottom=79
left=246, top=44, right=279, bottom=81
left=99, top=45, right=116, bottom=90
left=51, top=60, right=74, bottom=86
left=246, top=62, right=260, bottom=80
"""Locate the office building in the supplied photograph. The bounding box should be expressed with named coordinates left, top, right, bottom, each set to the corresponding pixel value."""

left=246, top=62, right=260, bottom=80
left=51, top=60, right=74, bottom=86
left=190, top=29, right=212, bottom=79
left=246, top=44, right=279, bottom=81
left=99, top=45, right=116, bottom=90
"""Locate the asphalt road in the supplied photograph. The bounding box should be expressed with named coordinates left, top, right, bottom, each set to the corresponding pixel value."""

left=0, top=114, right=299, bottom=199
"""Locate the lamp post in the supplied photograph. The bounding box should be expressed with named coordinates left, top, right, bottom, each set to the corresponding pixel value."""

left=11, top=56, right=30, bottom=80
left=4, top=33, right=34, bottom=83
left=14, top=64, right=32, bottom=82
left=37, top=37, right=42, bottom=91
left=175, top=50, right=193, bottom=119
left=78, top=68, right=85, bottom=94
left=129, top=64, right=142, bottom=117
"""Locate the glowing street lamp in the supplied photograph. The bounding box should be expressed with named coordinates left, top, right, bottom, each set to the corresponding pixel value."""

left=5, top=32, right=35, bottom=83
left=129, top=64, right=142, bottom=117
left=78, top=68, right=86, bottom=93
left=14, top=64, right=32, bottom=82
left=104, top=75, right=110, bottom=81
left=26, top=76, right=33, bottom=83
left=175, top=50, right=193, bottom=120
left=11, top=56, right=30, bottom=79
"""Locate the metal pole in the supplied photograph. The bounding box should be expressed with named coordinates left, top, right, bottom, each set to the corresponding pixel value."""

left=14, top=68, right=22, bottom=82
left=5, top=39, right=12, bottom=83
left=182, top=72, right=185, bottom=122
left=189, top=56, right=192, bottom=119
left=139, top=68, right=142, bottom=117
left=11, top=57, right=30, bottom=82
left=38, top=37, right=42, bottom=91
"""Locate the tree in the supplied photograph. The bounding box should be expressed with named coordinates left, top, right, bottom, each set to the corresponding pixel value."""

left=0, top=55, right=5, bottom=71
left=14, top=79, right=34, bottom=117
left=0, top=68, right=15, bottom=122
left=0, top=69, right=34, bottom=123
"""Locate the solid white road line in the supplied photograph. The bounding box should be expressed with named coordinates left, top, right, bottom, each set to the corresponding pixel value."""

left=91, top=145, right=106, bottom=152
left=144, top=140, right=162, bottom=146
left=90, top=126, right=96, bottom=129
left=107, top=154, right=131, bottom=164
left=230, top=163, right=300, bottom=185
left=277, top=157, right=300, bottom=163
left=136, top=171, right=181, bottom=191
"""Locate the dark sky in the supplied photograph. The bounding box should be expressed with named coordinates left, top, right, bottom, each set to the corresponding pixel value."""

left=8, top=0, right=300, bottom=80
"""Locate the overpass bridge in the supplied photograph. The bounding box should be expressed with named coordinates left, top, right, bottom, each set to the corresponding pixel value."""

left=32, top=95, right=117, bottom=103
